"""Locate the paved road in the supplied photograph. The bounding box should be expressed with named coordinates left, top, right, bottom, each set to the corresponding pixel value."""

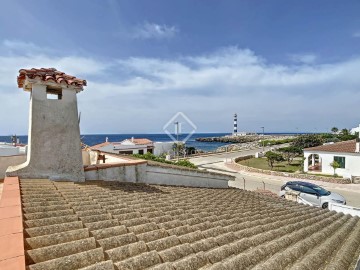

left=190, top=149, right=360, bottom=208
left=190, top=146, right=277, bottom=166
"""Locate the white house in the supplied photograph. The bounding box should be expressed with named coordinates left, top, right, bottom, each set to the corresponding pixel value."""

left=303, top=136, right=360, bottom=179
left=350, top=126, right=360, bottom=135
left=92, top=137, right=154, bottom=155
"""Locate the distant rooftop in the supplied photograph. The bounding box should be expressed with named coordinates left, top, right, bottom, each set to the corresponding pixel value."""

left=304, top=139, right=357, bottom=153
left=91, top=138, right=153, bottom=150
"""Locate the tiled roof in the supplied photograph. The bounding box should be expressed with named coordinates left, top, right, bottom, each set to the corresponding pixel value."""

left=20, top=179, right=360, bottom=270
left=17, top=68, right=87, bottom=89
left=127, top=138, right=153, bottom=145
left=91, top=142, right=111, bottom=150
left=304, top=139, right=357, bottom=153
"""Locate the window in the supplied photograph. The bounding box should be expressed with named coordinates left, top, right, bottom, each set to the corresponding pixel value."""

left=334, top=156, right=345, bottom=169
left=300, top=186, right=317, bottom=195
left=46, top=87, right=62, bottom=100
left=287, top=184, right=301, bottom=192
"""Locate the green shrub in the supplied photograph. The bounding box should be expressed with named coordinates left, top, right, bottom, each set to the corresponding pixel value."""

left=132, top=153, right=197, bottom=169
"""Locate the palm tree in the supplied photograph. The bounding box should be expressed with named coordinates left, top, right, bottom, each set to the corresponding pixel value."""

left=331, top=127, right=338, bottom=134
left=341, top=128, right=349, bottom=136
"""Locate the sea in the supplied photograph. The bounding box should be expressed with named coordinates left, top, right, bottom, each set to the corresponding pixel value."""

left=0, top=132, right=302, bottom=152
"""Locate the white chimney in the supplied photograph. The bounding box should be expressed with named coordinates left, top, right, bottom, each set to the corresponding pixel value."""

left=356, top=124, right=360, bottom=153
left=105, top=137, right=108, bottom=142
left=131, top=137, right=134, bottom=142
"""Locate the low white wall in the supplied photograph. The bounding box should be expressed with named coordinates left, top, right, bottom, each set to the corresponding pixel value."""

left=329, top=203, right=360, bottom=217
left=84, top=162, right=233, bottom=188
left=0, top=146, right=20, bottom=156
left=85, top=163, right=147, bottom=182
left=145, top=164, right=231, bottom=188
left=0, top=155, right=27, bottom=179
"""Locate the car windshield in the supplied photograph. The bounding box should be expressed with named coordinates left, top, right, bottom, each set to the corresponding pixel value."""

left=312, top=186, right=331, bottom=196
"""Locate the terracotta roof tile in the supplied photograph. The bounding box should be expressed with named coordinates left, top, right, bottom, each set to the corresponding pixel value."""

left=16, top=179, right=360, bottom=269
left=90, top=142, right=111, bottom=150
left=304, top=139, right=357, bottom=153
left=17, top=68, right=86, bottom=89
left=125, top=138, right=153, bottom=145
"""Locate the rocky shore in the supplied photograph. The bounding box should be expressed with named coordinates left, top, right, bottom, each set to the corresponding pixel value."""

left=196, top=134, right=294, bottom=144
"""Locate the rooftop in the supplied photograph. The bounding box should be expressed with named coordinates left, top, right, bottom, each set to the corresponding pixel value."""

left=126, top=138, right=153, bottom=145
left=91, top=138, right=154, bottom=150
left=17, top=68, right=87, bottom=89
left=91, top=142, right=112, bottom=150
left=2, top=178, right=359, bottom=269
left=304, top=139, right=357, bottom=153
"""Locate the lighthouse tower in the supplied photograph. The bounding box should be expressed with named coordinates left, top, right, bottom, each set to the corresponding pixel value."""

left=6, top=68, right=86, bottom=181
left=233, top=113, right=238, bottom=135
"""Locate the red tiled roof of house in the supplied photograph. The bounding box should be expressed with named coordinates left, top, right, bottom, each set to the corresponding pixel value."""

left=17, top=68, right=87, bottom=88
left=90, top=142, right=111, bottom=150
left=131, top=138, right=153, bottom=145
left=304, top=139, right=357, bottom=153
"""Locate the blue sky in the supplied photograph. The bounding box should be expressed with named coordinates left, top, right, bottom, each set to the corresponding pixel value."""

left=0, top=0, right=360, bottom=135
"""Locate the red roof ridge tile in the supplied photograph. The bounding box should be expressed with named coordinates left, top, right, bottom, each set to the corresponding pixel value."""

left=17, top=68, right=86, bottom=89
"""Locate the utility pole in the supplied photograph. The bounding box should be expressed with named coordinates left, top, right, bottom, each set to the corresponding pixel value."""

left=261, top=127, right=265, bottom=152
left=174, top=121, right=179, bottom=161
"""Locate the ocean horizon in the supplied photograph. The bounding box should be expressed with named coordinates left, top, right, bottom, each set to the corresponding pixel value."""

left=1, top=132, right=308, bottom=151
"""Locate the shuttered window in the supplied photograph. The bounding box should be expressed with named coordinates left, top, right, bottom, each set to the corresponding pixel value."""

left=334, top=156, right=345, bottom=168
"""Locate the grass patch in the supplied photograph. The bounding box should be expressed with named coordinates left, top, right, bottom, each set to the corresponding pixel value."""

left=238, top=157, right=301, bottom=173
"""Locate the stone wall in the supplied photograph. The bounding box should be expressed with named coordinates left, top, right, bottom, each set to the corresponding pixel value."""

left=229, top=156, right=351, bottom=184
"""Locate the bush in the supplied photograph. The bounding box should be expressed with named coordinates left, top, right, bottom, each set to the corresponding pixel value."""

left=265, top=151, right=285, bottom=169
left=174, top=159, right=198, bottom=169
left=260, top=138, right=294, bottom=146
left=132, top=153, right=197, bottom=169
left=291, top=134, right=324, bottom=150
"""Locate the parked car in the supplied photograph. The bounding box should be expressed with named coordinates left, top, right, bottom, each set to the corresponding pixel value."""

left=279, top=181, right=346, bottom=209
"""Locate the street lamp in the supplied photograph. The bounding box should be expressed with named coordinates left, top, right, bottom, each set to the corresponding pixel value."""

left=261, top=127, right=265, bottom=152
left=174, top=122, right=180, bottom=161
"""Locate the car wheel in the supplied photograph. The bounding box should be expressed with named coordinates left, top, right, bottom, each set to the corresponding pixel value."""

left=322, top=202, right=328, bottom=209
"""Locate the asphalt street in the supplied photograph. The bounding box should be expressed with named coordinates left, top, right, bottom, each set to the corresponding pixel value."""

left=190, top=147, right=360, bottom=208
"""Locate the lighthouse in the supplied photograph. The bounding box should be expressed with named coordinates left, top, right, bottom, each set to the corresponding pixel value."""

left=233, top=113, right=238, bottom=135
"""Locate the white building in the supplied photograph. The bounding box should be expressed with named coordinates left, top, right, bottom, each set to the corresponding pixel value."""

left=0, top=143, right=27, bottom=156
left=153, top=142, right=176, bottom=156
left=303, top=137, right=360, bottom=179
left=92, top=138, right=154, bottom=155
left=350, top=126, right=360, bottom=135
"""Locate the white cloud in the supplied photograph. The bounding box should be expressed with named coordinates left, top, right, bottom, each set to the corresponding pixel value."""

left=353, top=31, right=360, bottom=38
left=289, top=53, right=317, bottom=64
left=132, top=22, right=178, bottom=39
left=1, top=41, right=360, bottom=134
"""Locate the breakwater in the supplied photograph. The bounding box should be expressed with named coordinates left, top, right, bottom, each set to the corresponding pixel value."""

left=196, top=134, right=294, bottom=144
